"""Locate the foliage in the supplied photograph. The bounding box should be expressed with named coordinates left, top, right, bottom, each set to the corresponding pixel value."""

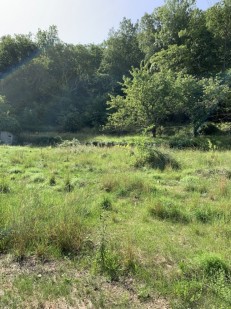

left=107, top=63, right=230, bottom=136
left=0, top=1, right=231, bottom=134
left=0, top=95, right=21, bottom=132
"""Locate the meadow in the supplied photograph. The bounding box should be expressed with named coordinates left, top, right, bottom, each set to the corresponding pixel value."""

left=0, top=135, right=231, bottom=308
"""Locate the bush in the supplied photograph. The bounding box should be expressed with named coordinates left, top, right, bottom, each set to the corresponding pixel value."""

left=0, top=114, right=21, bottom=133
left=198, top=123, right=222, bottom=136
left=58, top=138, right=80, bottom=147
left=20, top=135, right=62, bottom=146
left=169, top=137, right=208, bottom=150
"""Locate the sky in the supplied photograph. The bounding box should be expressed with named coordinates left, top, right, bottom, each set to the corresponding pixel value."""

left=0, top=0, right=217, bottom=45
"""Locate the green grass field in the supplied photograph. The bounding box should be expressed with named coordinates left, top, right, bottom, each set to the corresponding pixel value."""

left=0, top=137, right=231, bottom=308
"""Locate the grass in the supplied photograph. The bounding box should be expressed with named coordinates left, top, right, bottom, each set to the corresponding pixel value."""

left=0, top=136, right=231, bottom=308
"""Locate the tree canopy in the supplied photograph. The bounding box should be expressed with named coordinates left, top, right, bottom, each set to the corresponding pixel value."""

left=0, top=1, right=231, bottom=135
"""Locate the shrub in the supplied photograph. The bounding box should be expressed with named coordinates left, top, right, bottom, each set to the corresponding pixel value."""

left=169, top=137, right=209, bottom=150
left=198, top=123, right=221, bottom=136
left=58, top=138, right=81, bottom=147
left=20, top=135, right=62, bottom=146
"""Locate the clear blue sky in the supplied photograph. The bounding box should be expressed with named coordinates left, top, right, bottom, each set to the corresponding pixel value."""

left=0, top=0, right=217, bottom=45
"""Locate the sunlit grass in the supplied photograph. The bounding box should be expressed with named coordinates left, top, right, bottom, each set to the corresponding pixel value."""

left=0, top=140, right=231, bottom=308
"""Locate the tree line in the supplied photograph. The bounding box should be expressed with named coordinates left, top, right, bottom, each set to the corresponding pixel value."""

left=0, top=0, right=231, bottom=135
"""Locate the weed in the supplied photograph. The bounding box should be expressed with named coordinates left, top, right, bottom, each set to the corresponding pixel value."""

left=213, top=270, right=231, bottom=305
left=100, top=196, right=112, bottom=210
left=173, top=279, right=204, bottom=307
left=137, top=286, right=151, bottom=301
left=95, top=213, right=121, bottom=281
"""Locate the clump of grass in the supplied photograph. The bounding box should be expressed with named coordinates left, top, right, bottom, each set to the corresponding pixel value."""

left=101, top=174, right=156, bottom=199
left=0, top=179, right=11, bottom=193
left=120, top=241, right=139, bottom=275
left=194, top=205, right=223, bottom=223
left=218, top=177, right=230, bottom=197
left=149, top=199, right=190, bottom=223
left=100, top=196, right=113, bottom=211
left=101, top=176, right=119, bottom=192
left=135, top=146, right=180, bottom=170
left=8, top=167, right=24, bottom=174
left=10, top=155, right=23, bottom=165
left=31, top=174, right=45, bottom=183
left=64, top=176, right=74, bottom=192
left=49, top=174, right=56, bottom=186
left=197, top=254, right=230, bottom=279
left=117, top=175, right=155, bottom=198
left=49, top=219, right=86, bottom=256
left=0, top=215, right=88, bottom=259
left=182, top=177, right=209, bottom=195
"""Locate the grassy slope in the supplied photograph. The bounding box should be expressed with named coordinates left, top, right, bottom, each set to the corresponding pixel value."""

left=0, top=140, right=231, bottom=308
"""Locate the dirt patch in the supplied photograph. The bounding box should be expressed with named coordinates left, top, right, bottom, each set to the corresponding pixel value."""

left=0, top=254, right=170, bottom=309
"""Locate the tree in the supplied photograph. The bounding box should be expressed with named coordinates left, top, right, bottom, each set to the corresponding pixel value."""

left=154, top=0, right=196, bottom=48
left=149, top=44, right=191, bottom=73
left=0, top=95, right=20, bottom=132
left=36, top=25, right=60, bottom=50
left=138, top=13, right=161, bottom=60
left=106, top=65, right=230, bottom=136
left=0, top=34, right=37, bottom=77
left=184, top=8, right=217, bottom=74
left=106, top=67, right=183, bottom=133
left=100, top=18, right=144, bottom=86
left=206, top=0, right=231, bottom=71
